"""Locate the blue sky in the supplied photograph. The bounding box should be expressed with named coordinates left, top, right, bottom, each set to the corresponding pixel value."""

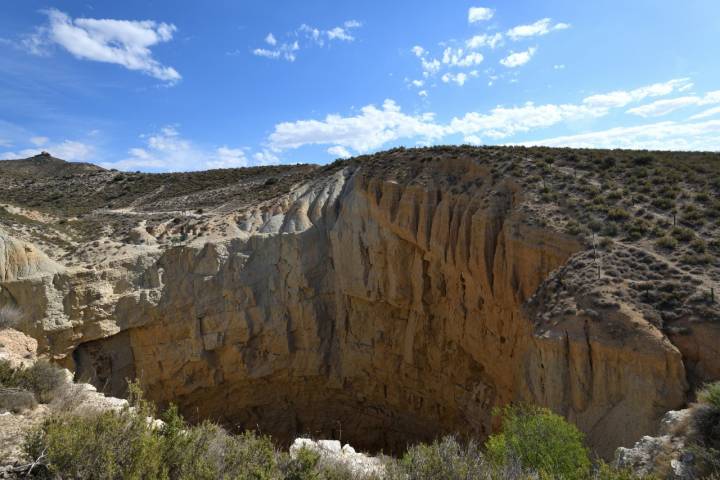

left=1, top=0, right=719, bottom=171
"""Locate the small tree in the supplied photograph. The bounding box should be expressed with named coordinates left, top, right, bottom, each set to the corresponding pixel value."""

left=485, top=404, right=591, bottom=479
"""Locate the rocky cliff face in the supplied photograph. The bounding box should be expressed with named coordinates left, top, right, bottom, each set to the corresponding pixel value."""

left=1, top=148, right=718, bottom=458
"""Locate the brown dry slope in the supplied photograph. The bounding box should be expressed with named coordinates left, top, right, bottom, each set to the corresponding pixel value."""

left=0, top=146, right=718, bottom=458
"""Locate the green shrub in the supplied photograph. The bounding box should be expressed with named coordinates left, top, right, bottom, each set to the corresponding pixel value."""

left=607, top=208, right=631, bottom=222
left=656, top=236, right=678, bottom=251
left=485, top=405, right=591, bottom=479
left=0, top=359, right=66, bottom=404
left=390, top=436, right=486, bottom=480
left=282, top=447, right=322, bottom=480
left=23, top=383, right=283, bottom=480
left=699, top=382, right=720, bottom=410
left=671, top=227, right=694, bottom=242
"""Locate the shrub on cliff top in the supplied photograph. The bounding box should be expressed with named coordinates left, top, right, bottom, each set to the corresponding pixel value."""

left=485, top=404, right=591, bottom=479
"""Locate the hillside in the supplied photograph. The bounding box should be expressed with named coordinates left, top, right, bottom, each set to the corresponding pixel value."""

left=0, top=145, right=719, bottom=463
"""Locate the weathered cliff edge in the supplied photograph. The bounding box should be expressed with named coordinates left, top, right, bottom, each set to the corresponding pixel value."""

left=0, top=158, right=713, bottom=458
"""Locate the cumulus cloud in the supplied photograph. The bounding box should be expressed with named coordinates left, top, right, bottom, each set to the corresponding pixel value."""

left=520, top=119, right=720, bottom=151
left=500, top=47, right=537, bottom=68
left=268, top=99, right=447, bottom=153
left=100, top=126, right=256, bottom=171
left=26, top=9, right=180, bottom=83
left=626, top=90, right=720, bottom=117
left=327, top=145, right=352, bottom=158
left=253, top=41, right=299, bottom=62
left=507, top=18, right=570, bottom=40
left=253, top=20, right=361, bottom=61
left=30, top=136, right=49, bottom=146
left=468, top=7, right=495, bottom=23
left=466, top=33, right=503, bottom=50
left=442, top=48, right=484, bottom=67
left=411, top=45, right=482, bottom=86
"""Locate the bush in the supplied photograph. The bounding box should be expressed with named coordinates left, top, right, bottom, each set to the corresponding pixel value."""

left=699, top=382, right=720, bottom=410
left=656, top=236, right=678, bottom=251
left=0, top=359, right=66, bottom=403
left=389, top=436, right=486, bottom=480
left=671, top=227, right=694, bottom=242
left=607, top=208, right=631, bottom=222
left=0, top=386, right=37, bottom=412
left=485, top=405, right=591, bottom=479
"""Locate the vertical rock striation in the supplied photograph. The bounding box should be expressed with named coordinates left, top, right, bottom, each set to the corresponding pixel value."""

left=0, top=159, right=702, bottom=457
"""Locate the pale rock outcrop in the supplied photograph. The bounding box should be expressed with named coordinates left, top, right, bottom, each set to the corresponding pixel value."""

left=290, top=438, right=384, bottom=477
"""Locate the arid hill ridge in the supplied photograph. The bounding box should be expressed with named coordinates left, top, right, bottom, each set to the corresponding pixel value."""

left=0, top=145, right=718, bottom=458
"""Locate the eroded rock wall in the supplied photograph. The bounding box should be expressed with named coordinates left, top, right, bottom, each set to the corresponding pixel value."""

left=0, top=162, right=694, bottom=456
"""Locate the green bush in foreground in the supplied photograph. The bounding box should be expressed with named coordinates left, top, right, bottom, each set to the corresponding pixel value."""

left=485, top=405, right=591, bottom=479
left=22, top=382, right=656, bottom=480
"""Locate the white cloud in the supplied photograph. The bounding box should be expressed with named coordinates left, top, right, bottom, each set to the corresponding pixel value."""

left=253, top=150, right=279, bottom=165
left=500, top=47, right=537, bottom=68
left=327, top=27, right=355, bottom=41
left=253, top=41, right=299, bottom=61
left=554, top=64, right=565, bottom=70
left=2, top=140, right=95, bottom=162
left=690, top=105, right=720, bottom=120
left=265, top=79, right=716, bottom=156
left=411, top=79, right=424, bottom=87
left=468, top=7, right=495, bottom=23
left=507, top=18, right=570, bottom=40
left=466, top=33, right=503, bottom=49
left=418, top=90, right=428, bottom=97
left=442, top=48, right=484, bottom=67
left=583, top=78, right=693, bottom=108
left=520, top=119, right=720, bottom=151
left=327, top=145, right=351, bottom=158
left=253, top=21, right=361, bottom=61
left=442, top=72, right=469, bottom=86
left=411, top=45, right=425, bottom=57
left=207, top=146, right=248, bottom=169
left=30, top=136, right=49, bottom=146
left=464, top=135, right=483, bottom=145
left=449, top=102, right=604, bottom=139
left=421, top=57, right=441, bottom=77
left=626, top=90, right=720, bottom=117
left=268, top=99, right=447, bottom=153
left=28, top=9, right=180, bottom=83
left=100, top=126, right=258, bottom=171
left=626, top=96, right=702, bottom=118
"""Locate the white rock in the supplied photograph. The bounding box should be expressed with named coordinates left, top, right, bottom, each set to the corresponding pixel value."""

left=317, top=439, right=341, bottom=453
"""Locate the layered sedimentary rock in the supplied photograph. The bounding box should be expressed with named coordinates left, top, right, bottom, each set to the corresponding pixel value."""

left=0, top=157, right=713, bottom=458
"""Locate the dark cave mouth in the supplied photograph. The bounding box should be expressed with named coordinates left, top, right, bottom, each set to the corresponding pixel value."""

left=71, top=333, right=488, bottom=454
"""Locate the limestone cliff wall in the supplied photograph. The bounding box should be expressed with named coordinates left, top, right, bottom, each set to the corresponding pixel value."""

left=0, top=162, right=695, bottom=457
